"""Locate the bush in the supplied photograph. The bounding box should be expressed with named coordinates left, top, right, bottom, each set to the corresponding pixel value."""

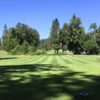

left=99, top=49, right=100, bottom=55
left=84, top=40, right=99, bottom=55
left=28, top=46, right=37, bottom=52
left=21, top=41, right=29, bottom=54
left=32, top=50, right=41, bottom=55
left=63, top=45, right=67, bottom=52
left=28, top=46, right=33, bottom=53
left=16, top=51, right=24, bottom=55
left=32, top=49, right=47, bottom=55
left=41, top=49, right=47, bottom=55
left=10, top=45, right=20, bottom=55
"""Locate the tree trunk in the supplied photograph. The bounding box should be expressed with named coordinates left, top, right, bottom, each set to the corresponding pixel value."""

left=57, top=49, right=58, bottom=53
left=63, top=49, right=64, bottom=53
left=55, top=49, right=56, bottom=53
left=73, top=43, right=75, bottom=54
left=62, top=43, right=63, bottom=52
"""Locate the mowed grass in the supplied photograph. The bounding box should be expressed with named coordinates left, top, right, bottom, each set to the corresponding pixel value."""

left=47, top=50, right=73, bottom=55
left=0, top=51, right=100, bottom=100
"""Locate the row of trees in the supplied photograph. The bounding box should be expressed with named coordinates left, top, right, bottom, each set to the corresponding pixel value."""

left=2, top=23, right=40, bottom=54
left=1, top=14, right=100, bottom=55
left=49, top=14, right=100, bottom=54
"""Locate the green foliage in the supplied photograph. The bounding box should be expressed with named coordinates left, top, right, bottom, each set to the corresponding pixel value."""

left=40, top=49, right=47, bottom=55
left=28, top=46, right=33, bottom=53
left=59, top=23, right=68, bottom=52
left=63, top=45, right=67, bottom=52
left=33, top=50, right=41, bottom=55
left=0, top=38, right=1, bottom=46
left=22, top=41, right=29, bottom=54
left=84, top=40, right=99, bottom=55
left=28, top=46, right=37, bottom=53
left=49, top=18, right=60, bottom=53
left=32, top=49, right=47, bottom=55
left=10, top=45, right=20, bottom=55
left=2, top=23, right=40, bottom=55
left=99, top=49, right=100, bottom=55
left=2, top=16, right=100, bottom=55
left=67, top=14, right=85, bottom=54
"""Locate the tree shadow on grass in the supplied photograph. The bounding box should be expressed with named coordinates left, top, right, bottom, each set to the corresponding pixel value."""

left=0, top=64, right=100, bottom=100
left=0, top=57, right=18, bottom=60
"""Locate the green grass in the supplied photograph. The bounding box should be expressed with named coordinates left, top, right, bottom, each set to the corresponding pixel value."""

left=0, top=51, right=100, bottom=100
left=47, top=50, right=73, bottom=55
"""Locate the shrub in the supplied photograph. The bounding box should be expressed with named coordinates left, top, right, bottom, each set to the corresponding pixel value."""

left=10, top=45, right=20, bottom=55
left=32, top=50, right=41, bottom=55
left=28, top=46, right=37, bottom=55
left=63, top=45, right=67, bottom=52
left=32, top=49, right=47, bottom=55
left=98, top=49, right=100, bottom=55
left=28, top=46, right=33, bottom=53
left=84, top=40, right=99, bottom=55
left=41, top=49, right=47, bottom=55
left=21, top=41, right=29, bottom=54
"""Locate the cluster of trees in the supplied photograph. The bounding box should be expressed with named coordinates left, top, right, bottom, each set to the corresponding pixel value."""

left=49, top=14, right=100, bottom=54
left=2, top=23, right=40, bottom=54
left=1, top=14, right=100, bottom=55
left=38, top=38, right=67, bottom=52
left=38, top=38, right=51, bottom=50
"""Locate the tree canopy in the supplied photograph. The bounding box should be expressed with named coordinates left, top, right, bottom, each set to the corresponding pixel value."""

left=1, top=14, right=100, bottom=55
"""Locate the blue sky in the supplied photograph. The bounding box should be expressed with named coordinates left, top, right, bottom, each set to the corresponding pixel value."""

left=0, top=0, right=100, bottom=39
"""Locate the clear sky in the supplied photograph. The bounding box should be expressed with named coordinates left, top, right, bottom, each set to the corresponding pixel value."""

left=0, top=0, right=100, bottom=39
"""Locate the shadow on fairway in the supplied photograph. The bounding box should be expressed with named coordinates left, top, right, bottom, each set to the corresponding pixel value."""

left=0, top=64, right=100, bottom=100
left=0, top=57, right=17, bottom=60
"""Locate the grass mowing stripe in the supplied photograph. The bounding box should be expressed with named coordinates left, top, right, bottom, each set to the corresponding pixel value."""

left=67, top=56, right=89, bottom=64
left=0, top=56, right=32, bottom=65
left=69, top=56, right=92, bottom=64
left=70, top=56, right=95, bottom=63
left=75, top=57, right=92, bottom=63
left=41, top=56, right=52, bottom=64
left=38, top=56, right=49, bottom=64
left=29, top=56, right=47, bottom=64
left=55, top=56, right=66, bottom=65
left=42, top=56, right=53, bottom=64
left=7, top=56, right=33, bottom=64
left=51, top=56, right=58, bottom=64
left=80, top=57, right=97, bottom=62
left=62, top=56, right=80, bottom=64
left=59, top=56, right=72, bottom=64
left=17, top=56, right=41, bottom=64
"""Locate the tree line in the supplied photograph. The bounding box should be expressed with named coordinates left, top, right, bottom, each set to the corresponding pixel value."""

left=1, top=23, right=39, bottom=55
left=1, top=14, right=100, bottom=55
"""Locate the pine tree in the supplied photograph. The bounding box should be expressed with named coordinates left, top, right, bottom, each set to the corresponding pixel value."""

left=59, top=23, right=68, bottom=52
left=50, top=18, right=60, bottom=53
left=67, top=14, right=85, bottom=54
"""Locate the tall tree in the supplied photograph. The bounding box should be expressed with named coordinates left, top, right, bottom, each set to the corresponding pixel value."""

left=3, top=24, right=8, bottom=34
left=50, top=18, right=60, bottom=53
left=2, top=24, right=8, bottom=40
left=0, top=38, right=1, bottom=45
left=59, top=23, right=68, bottom=52
left=67, top=14, right=85, bottom=54
left=16, top=22, right=22, bottom=30
left=89, top=23, right=97, bottom=41
left=96, top=26, right=100, bottom=48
